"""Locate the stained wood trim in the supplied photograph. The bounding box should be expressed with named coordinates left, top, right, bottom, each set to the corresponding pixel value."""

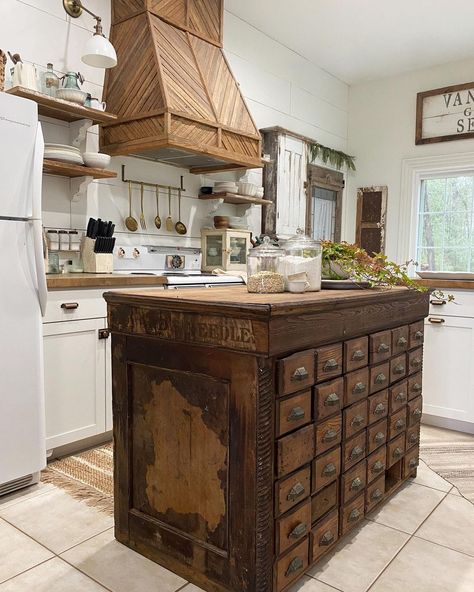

left=101, top=109, right=167, bottom=127
left=147, top=11, right=223, bottom=48
left=149, top=12, right=171, bottom=108
left=306, top=164, right=343, bottom=242
left=356, top=186, right=388, bottom=254
left=261, top=130, right=278, bottom=236
left=187, top=30, right=220, bottom=123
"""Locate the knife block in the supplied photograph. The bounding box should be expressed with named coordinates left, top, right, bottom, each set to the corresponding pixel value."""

left=81, top=237, right=114, bottom=274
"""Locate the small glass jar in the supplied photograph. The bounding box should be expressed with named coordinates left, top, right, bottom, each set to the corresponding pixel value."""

left=58, top=230, right=69, bottom=251
left=68, top=230, right=81, bottom=251
left=280, top=228, right=322, bottom=292
left=41, top=63, right=60, bottom=97
left=247, top=236, right=285, bottom=293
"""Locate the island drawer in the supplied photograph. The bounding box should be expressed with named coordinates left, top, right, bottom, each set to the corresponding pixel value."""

left=369, top=362, right=390, bottom=394
left=278, top=350, right=315, bottom=396
left=344, top=367, right=369, bottom=406
left=311, top=481, right=338, bottom=524
left=388, top=407, right=407, bottom=440
left=367, top=419, right=388, bottom=453
left=315, top=344, right=343, bottom=383
left=312, top=447, right=341, bottom=493
left=340, top=493, right=365, bottom=535
left=406, top=425, right=420, bottom=451
left=314, top=378, right=343, bottom=422
left=408, top=396, right=423, bottom=427
left=409, top=321, right=424, bottom=350
left=365, top=475, right=385, bottom=513
left=370, top=330, right=392, bottom=363
left=368, top=390, right=388, bottom=424
left=277, top=390, right=312, bottom=437
left=408, top=347, right=423, bottom=375
left=275, top=466, right=311, bottom=517
left=343, top=430, right=367, bottom=472
left=277, top=424, right=315, bottom=478
left=389, top=381, right=408, bottom=413
left=276, top=499, right=312, bottom=555
left=367, top=446, right=386, bottom=484
left=390, top=353, right=407, bottom=384
left=387, top=433, right=406, bottom=468
left=392, top=325, right=409, bottom=354
left=408, top=372, right=423, bottom=400
left=344, top=336, right=369, bottom=373
left=275, top=538, right=309, bottom=592
left=403, top=445, right=420, bottom=477
left=315, top=415, right=342, bottom=455
left=343, top=399, right=368, bottom=439
left=341, top=459, right=367, bottom=504
left=310, top=509, right=339, bottom=562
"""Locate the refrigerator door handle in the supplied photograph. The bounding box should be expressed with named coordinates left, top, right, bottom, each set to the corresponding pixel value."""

left=31, top=122, right=44, bottom=220
left=32, top=219, right=47, bottom=316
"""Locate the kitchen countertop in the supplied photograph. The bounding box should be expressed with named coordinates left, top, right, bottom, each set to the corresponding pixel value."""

left=46, top=273, right=168, bottom=290
left=417, top=279, right=474, bottom=290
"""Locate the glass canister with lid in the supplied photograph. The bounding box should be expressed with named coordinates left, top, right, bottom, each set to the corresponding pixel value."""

left=247, top=236, right=285, bottom=293
left=280, top=228, right=322, bottom=292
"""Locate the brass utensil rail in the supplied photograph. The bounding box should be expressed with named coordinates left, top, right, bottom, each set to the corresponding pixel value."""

left=121, top=165, right=185, bottom=194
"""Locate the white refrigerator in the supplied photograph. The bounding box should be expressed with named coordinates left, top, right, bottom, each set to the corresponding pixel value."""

left=0, top=92, right=47, bottom=494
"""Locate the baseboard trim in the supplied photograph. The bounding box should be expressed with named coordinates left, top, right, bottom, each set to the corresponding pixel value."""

left=422, top=414, right=474, bottom=435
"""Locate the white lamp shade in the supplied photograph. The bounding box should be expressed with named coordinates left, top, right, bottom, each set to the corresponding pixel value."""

left=82, top=34, right=117, bottom=69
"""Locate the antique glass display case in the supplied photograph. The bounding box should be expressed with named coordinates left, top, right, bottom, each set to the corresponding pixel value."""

left=201, top=229, right=251, bottom=272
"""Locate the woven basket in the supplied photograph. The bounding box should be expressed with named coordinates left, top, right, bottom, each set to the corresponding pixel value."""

left=0, top=50, right=6, bottom=92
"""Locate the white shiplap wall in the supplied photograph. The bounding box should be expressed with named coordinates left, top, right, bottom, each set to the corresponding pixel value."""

left=0, top=0, right=348, bottom=248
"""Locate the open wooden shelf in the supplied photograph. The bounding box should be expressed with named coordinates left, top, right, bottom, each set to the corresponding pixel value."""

left=43, top=159, right=117, bottom=179
left=6, top=87, right=117, bottom=124
left=198, top=192, right=272, bottom=206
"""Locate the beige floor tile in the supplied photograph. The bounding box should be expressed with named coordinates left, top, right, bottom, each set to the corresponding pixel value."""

left=416, top=493, right=474, bottom=556
left=290, top=575, right=341, bottom=591
left=410, top=460, right=453, bottom=492
left=450, top=487, right=462, bottom=497
left=0, top=519, right=53, bottom=584
left=307, top=520, right=409, bottom=592
left=0, top=558, right=108, bottom=592
left=369, top=537, right=474, bottom=592
left=367, top=481, right=446, bottom=534
left=179, top=585, right=207, bottom=592
left=61, top=528, right=187, bottom=592
left=420, top=424, right=474, bottom=444
left=0, top=482, right=55, bottom=510
left=0, top=488, right=113, bottom=554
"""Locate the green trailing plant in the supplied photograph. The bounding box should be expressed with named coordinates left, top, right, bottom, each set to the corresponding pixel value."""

left=309, top=142, right=356, bottom=171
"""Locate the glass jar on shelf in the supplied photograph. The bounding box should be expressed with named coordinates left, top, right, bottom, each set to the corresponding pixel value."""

left=247, top=236, right=285, bottom=293
left=280, top=228, right=322, bottom=292
left=41, top=63, right=60, bottom=97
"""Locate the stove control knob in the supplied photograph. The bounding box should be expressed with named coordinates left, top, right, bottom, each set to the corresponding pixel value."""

left=171, top=255, right=183, bottom=269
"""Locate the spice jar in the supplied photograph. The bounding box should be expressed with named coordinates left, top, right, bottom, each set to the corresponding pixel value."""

left=280, top=228, right=322, bottom=292
left=47, top=229, right=59, bottom=251
left=247, top=236, right=285, bottom=293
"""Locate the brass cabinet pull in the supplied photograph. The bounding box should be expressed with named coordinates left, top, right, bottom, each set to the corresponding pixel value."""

left=412, top=383, right=422, bottom=393
left=350, top=477, right=363, bottom=491
left=375, top=373, right=386, bottom=384
left=322, top=463, right=337, bottom=477
left=287, top=482, right=305, bottom=502
left=393, top=447, right=403, bottom=458
left=372, top=460, right=385, bottom=474
left=349, top=509, right=361, bottom=522
left=378, top=343, right=390, bottom=353
left=319, top=530, right=335, bottom=546
left=324, top=392, right=340, bottom=406
left=374, top=403, right=386, bottom=415
left=285, top=557, right=304, bottom=577
left=352, top=349, right=366, bottom=361
left=393, top=364, right=405, bottom=375
left=375, top=431, right=385, bottom=444
left=395, top=419, right=405, bottom=431
left=412, top=408, right=422, bottom=419
left=323, top=429, right=338, bottom=443
left=98, top=329, right=110, bottom=340
left=409, top=433, right=419, bottom=444
left=287, top=406, right=305, bottom=422
left=324, top=359, right=339, bottom=371
left=372, top=488, right=383, bottom=501
left=395, top=392, right=407, bottom=402
left=409, top=458, right=418, bottom=469
left=61, top=302, right=79, bottom=310
left=353, top=382, right=366, bottom=395
left=291, top=367, right=309, bottom=382
left=350, top=446, right=364, bottom=460
left=415, top=330, right=424, bottom=340
left=430, top=298, right=446, bottom=306
left=411, top=358, right=422, bottom=368
left=288, top=522, right=307, bottom=540
left=351, top=415, right=365, bottom=427
left=397, top=336, right=408, bottom=346
left=428, top=317, right=445, bottom=324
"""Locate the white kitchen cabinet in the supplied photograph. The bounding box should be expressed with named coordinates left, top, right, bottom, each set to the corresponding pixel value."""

left=423, top=313, right=474, bottom=430
left=43, top=318, right=109, bottom=450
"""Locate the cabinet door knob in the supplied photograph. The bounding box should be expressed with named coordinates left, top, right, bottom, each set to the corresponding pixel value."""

left=287, top=482, right=305, bottom=502
left=372, top=488, right=383, bottom=501
left=324, top=392, right=340, bottom=406
left=375, top=373, right=386, bottom=384
left=409, top=458, right=418, bottom=469
left=409, top=433, right=419, bottom=444
left=351, top=415, right=365, bottom=427
left=375, top=431, right=386, bottom=444
left=322, top=463, right=337, bottom=477
left=353, top=382, right=366, bottom=395
left=288, top=522, right=307, bottom=540
left=393, top=364, right=405, bottom=375
left=378, top=343, right=390, bottom=353
left=324, top=359, right=339, bottom=372
left=319, top=530, right=335, bottom=546
left=291, top=367, right=309, bottom=382
left=285, top=557, right=304, bottom=577
left=373, top=403, right=386, bottom=416
left=411, top=358, right=422, bottom=368
left=349, top=508, right=361, bottom=522
left=98, top=329, right=110, bottom=340
left=397, top=336, right=407, bottom=346
left=350, top=477, right=363, bottom=491
left=372, top=460, right=385, bottom=473
left=415, top=330, right=424, bottom=340
left=393, top=447, right=403, bottom=458
left=412, top=383, right=422, bottom=393
left=350, top=446, right=364, bottom=460
left=61, top=302, right=79, bottom=310
left=287, top=406, right=305, bottom=422
left=395, top=419, right=406, bottom=431
left=352, top=349, right=365, bottom=361
left=395, top=392, right=407, bottom=402
left=412, top=408, right=422, bottom=419
left=323, top=429, right=338, bottom=443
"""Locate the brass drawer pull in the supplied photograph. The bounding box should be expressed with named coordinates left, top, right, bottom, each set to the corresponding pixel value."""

left=353, top=382, right=366, bottom=395
left=428, top=317, right=445, bottom=324
left=411, top=358, right=422, bottom=368
left=351, top=415, right=365, bottom=427
left=61, top=302, right=79, bottom=310
left=350, top=446, right=364, bottom=460
left=395, top=392, right=407, bottom=402
left=291, top=367, right=309, bottom=382
left=415, top=330, right=424, bottom=340
left=324, top=359, right=339, bottom=372
left=430, top=299, right=446, bottom=306
left=322, top=463, right=337, bottom=477
left=287, top=482, right=305, bottom=502
left=393, top=364, right=405, bottom=375
left=409, top=433, right=419, bottom=444
left=408, top=458, right=418, bottom=469
left=349, top=509, right=361, bottom=522
left=323, top=429, right=338, bottom=443
left=285, top=557, right=304, bottom=577
left=324, top=392, right=340, bottom=406
left=372, top=488, right=383, bottom=501
left=374, top=403, right=386, bottom=415
left=412, top=408, right=422, bottom=419
left=397, top=336, right=408, bottom=347
left=375, top=373, right=386, bottom=384
left=319, top=530, right=335, bottom=546
left=372, top=460, right=385, bottom=473
left=378, top=343, right=390, bottom=353
left=375, top=431, right=385, bottom=444
left=350, top=477, right=363, bottom=491
left=288, top=522, right=307, bottom=540
left=412, top=383, right=422, bottom=393
left=352, top=349, right=366, bottom=361
left=287, top=406, right=305, bottom=422
left=393, top=447, right=403, bottom=459
left=395, top=419, right=405, bottom=431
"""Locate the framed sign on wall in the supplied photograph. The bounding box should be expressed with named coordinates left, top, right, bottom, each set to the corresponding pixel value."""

left=416, top=81, right=474, bottom=145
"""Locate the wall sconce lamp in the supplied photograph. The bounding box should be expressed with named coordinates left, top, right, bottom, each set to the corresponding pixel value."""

left=63, top=0, right=117, bottom=69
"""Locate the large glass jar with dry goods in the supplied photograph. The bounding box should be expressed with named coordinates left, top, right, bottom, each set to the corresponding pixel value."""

left=280, top=228, right=322, bottom=292
left=247, top=236, right=285, bottom=293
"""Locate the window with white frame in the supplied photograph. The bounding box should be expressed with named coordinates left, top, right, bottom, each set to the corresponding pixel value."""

left=416, top=174, right=474, bottom=271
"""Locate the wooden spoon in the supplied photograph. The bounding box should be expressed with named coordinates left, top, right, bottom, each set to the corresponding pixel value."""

left=175, top=188, right=187, bottom=235
left=154, top=186, right=161, bottom=229
left=125, top=181, right=138, bottom=232
left=165, top=187, right=174, bottom=232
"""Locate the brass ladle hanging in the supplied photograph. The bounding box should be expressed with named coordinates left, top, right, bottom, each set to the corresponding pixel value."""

left=154, top=186, right=161, bottom=230
left=165, top=187, right=174, bottom=232
left=125, top=181, right=138, bottom=232
left=175, top=188, right=187, bottom=235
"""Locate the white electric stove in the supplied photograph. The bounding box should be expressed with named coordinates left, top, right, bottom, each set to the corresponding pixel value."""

left=113, top=245, right=244, bottom=288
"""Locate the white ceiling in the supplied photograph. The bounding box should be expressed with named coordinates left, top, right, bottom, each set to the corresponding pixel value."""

left=225, top=0, right=474, bottom=84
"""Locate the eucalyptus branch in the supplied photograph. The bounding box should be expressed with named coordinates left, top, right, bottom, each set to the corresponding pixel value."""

left=309, top=142, right=356, bottom=171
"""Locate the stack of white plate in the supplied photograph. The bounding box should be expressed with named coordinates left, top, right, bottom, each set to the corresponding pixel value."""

left=44, top=143, right=84, bottom=165
left=214, top=181, right=238, bottom=194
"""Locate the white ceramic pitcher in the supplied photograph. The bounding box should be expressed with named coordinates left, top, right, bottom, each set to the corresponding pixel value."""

left=12, top=62, right=38, bottom=91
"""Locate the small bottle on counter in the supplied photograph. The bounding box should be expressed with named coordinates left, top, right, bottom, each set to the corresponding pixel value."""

left=58, top=230, right=69, bottom=251
left=47, top=229, right=59, bottom=251
left=63, top=260, right=74, bottom=274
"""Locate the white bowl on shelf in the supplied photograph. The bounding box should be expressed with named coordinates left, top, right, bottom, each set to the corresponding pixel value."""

left=238, top=182, right=257, bottom=196
left=255, top=187, right=265, bottom=198
left=56, top=88, right=88, bottom=105
left=83, top=152, right=111, bottom=169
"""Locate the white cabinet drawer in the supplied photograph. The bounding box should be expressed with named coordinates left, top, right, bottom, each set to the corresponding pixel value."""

left=429, top=290, right=474, bottom=318
left=44, top=289, right=107, bottom=323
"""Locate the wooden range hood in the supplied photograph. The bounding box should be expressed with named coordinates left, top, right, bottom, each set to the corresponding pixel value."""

left=100, top=0, right=262, bottom=174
